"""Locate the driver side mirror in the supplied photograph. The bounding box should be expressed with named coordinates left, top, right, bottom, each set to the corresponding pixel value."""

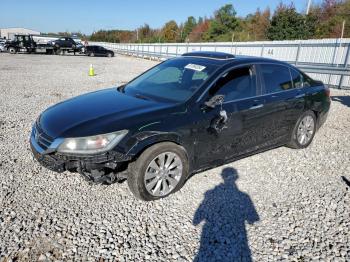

left=204, top=95, right=225, bottom=109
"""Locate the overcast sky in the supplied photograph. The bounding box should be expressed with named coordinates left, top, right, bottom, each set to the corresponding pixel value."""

left=0, top=0, right=320, bottom=34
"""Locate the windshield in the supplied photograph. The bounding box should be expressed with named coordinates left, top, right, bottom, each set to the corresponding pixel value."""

left=123, top=58, right=219, bottom=102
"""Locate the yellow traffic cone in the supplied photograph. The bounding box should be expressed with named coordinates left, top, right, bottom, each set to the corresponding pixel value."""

left=89, top=64, right=95, bottom=76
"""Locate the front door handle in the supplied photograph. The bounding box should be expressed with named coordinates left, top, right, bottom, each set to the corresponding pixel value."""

left=250, top=104, right=264, bottom=110
left=295, top=94, right=305, bottom=98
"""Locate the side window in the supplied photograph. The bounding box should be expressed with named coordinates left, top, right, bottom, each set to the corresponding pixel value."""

left=260, top=64, right=293, bottom=93
left=209, top=66, right=257, bottom=101
left=290, top=68, right=303, bottom=88
left=302, top=73, right=319, bottom=87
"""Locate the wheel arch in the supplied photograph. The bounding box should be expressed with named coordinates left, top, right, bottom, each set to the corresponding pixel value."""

left=7, top=45, right=17, bottom=51
left=125, top=132, right=190, bottom=161
left=304, top=105, right=320, bottom=127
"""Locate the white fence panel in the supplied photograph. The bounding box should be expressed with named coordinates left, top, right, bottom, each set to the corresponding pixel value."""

left=92, top=38, right=350, bottom=89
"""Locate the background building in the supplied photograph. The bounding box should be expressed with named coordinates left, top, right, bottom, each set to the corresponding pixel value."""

left=0, top=27, right=40, bottom=39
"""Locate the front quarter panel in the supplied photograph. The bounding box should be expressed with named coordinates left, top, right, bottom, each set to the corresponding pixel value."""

left=114, top=105, right=195, bottom=164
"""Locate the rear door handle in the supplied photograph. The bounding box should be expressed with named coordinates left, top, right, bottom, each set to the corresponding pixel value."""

left=250, top=104, right=264, bottom=110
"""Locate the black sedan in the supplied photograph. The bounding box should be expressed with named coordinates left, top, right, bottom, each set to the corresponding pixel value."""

left=85, top=45, right=114, bottom=57
left=30, top=52, right=330, bottom=200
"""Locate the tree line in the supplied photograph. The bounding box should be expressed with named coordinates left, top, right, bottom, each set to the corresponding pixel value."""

left=89, top=0, right=350, bottom=43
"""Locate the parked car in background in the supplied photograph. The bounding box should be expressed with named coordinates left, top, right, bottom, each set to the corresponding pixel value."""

left=85, top=45, right=114, bottom=57
left=49, top=37, right=77, bottom=49
left=30, top=52, right=330, bottom=201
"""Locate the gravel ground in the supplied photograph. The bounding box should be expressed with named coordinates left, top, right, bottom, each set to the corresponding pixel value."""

left=0, top=53, right=349, bottom=261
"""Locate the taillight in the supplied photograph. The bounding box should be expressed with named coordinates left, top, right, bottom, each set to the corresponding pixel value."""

left=325, top=87, right=330, bottom=97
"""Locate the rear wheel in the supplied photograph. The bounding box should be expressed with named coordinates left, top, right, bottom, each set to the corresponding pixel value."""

left=287, top=111, right=316, bottom=149
left=127, top=142, right=189, bottom=201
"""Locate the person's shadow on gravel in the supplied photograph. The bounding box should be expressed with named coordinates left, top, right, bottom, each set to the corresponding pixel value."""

left=332, top=96, right=350, bottom=107
left=193, top=167, right=259, bottom=262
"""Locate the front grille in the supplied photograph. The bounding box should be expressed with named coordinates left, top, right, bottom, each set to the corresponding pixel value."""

left=34, top=122, right=54, bottom=150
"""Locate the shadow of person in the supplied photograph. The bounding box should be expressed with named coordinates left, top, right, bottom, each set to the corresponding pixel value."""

left=193, top=167, right=259, bottom=262
left=332, top=96, right=350, bottom=107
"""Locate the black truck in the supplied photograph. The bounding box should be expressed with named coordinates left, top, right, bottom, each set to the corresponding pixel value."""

left=5, top=35, right=81, bottom=55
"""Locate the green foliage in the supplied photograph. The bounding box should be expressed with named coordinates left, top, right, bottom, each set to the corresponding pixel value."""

left=162, top=20, right=179, bottom=42
left=183, top=16, right=197, bottom=41
left=311, top=0, right=349, bottom=38
left=86, top=1, right=350, bottom=43
left=267, top=4, right=315, bottom=40
left=90, top=30, right=135, bottom=43
left=207, top=4, right=239, bottom=41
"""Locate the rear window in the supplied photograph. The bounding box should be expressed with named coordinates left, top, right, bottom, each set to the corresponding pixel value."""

left=302, top=73, right=320, bottom=87
left=260, top=64, right=293, bottom=93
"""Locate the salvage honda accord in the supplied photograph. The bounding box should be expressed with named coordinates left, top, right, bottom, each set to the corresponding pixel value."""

left=30, top=51, right=330, bottom=200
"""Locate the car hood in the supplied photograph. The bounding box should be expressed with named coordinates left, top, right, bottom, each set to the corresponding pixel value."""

left=39, top=88, right=173, bottom=138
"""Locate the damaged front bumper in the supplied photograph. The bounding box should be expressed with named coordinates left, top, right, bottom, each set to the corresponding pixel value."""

left=30, top=130, right=132, bottom=181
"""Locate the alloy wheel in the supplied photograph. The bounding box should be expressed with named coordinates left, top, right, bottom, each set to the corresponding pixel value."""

left=297, top=115, right=315, bottom=145
left=144, top=152, right=183, bottom=197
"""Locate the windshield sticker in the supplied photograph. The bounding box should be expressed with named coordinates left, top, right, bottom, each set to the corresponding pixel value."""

left=185, top=64, right=206, bottom=72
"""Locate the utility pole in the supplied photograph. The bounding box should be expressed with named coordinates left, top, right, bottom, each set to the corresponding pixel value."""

left=231, top=32, right=235, bottom=54
left=306, top=0, right=312, bottom=15
left=341, top=20, right=346, bottom=39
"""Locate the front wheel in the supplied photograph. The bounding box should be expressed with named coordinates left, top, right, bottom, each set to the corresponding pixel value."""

left=287, top=111, right=316, bottom=149
left=56, top=49, right=64, bottom=55
left=8, top=47, right=16, bottom=54
left=127, top=142, right=189, bottom=201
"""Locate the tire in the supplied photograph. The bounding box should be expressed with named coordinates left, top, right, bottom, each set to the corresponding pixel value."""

left=90, top=52, right=95, bottom=57
left=107, top=53, right=112, bottom=58
left=127, top=142, right=189, bottom=201
left=8, top=47, right=16, bottom=54
left=56, top=49, right=64, bottom=55
left=287, top=111, right=317, bottom=149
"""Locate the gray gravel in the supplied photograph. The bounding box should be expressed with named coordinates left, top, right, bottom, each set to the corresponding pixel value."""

left=0, top=53, right=349, bottom=261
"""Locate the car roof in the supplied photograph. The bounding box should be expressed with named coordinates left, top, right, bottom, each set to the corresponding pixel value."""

left=180, top=51, right=292, bottom=68
left=182, top=51, right=235, bottom=60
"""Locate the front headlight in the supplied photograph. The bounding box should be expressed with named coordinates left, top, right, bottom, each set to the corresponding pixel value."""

left=57, top=130, right=128, bottom=154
